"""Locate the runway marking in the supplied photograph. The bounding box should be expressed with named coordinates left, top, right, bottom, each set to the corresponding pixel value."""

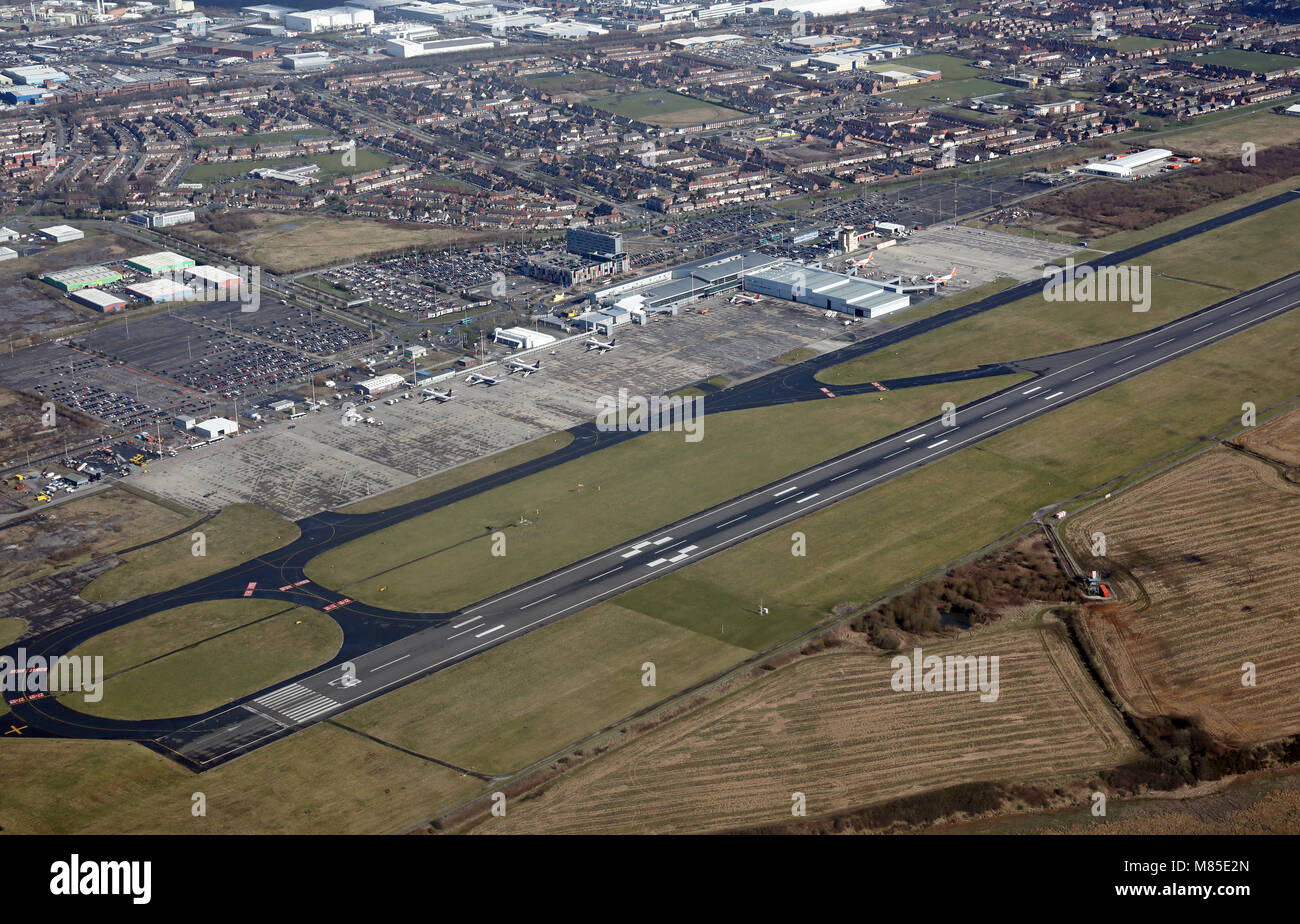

left=829, top=468, right=859, bottom=480
left=651, top=536, right=673, bottom=545
left=1043, top=391, right=1064, bottom=401
left=451, top=615, right=482, bottom=628
left=1231, top=307, right=1251, bottom=316
left=1071, top=372, right=1094, bottom=381
left=715, top=515, right=749, bottom=528
left=882, top=449, right=907, bottom=459
left=475, top=624, right=505, bottom=638
left=980, top=408, right=1005, bottom=419
left=795, top=493, right=820, bottom=504
left=370, top=654, right=410, bottom=672
left=773, top=486, right=800, bottom=497
left=1022, top=386, right=1042, bottom=395
left=448, top=625, right=481, bottom=639
left=1154, top=338, right=1174, bottom=347
left=1111, top=355, right=1135, bottom=365
left=520, top=593, right=556, bottom=609
left=904, top=433, right=927, bottom=443
left=1268, top=293, right=1286, bottom=302
left=620, top=548, right=644, bottom=558
left=621, top=541, right=651, bottom=558
left=925, top=439, right=948, bottom=449
left=588, top=566, right=623, bottom=581
left=646, top=558, right=667, bottom=567
left=1192, top=322, right=1213, bottom=332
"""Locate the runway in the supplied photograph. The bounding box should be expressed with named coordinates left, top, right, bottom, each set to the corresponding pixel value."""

left=6, top=194, right=1300, bottom=769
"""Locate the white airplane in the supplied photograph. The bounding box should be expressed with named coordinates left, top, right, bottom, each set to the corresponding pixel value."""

left=506, top=358, right=542, bottom=376
left=584, top=336, right=617, bottom=352
left=420, top=387, right=454, bottom=403
left=848, top=253, right=875, bottom=275
left=927, top=266, right=957, bottom=285
left=465, top=371, right=499, bottom=386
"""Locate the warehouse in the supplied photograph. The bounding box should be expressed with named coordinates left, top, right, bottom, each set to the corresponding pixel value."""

left=284, top=6, right=374, bottom=31
left=384, top=35, right=498, bottom=57
left=743, top=262, right=910, bottom=318
left=72, top=289, right=128, bottom=312
left=3, top=64, right=69, bottom=85
left=127, top=208, right=195, bottom=229
left=1083, top=148, right=1172, bottom=178
left=0, top=247, right=16, bottom=262
left=126, top=251, right=196, bottom=275
left=195, top=417, right=239, bottom=440
left=38, top=225, right=84, bottom=243
left=185, top=265, right=243, bottom=293
left=283, top=52, right=333, bottom=70
left=355, top=373, right=406, bottom=395
left=493, top=327, right=556, bottom=350
left=127, top=278, right=194, bottom=303
left=41, top=265, right=123, bottom=292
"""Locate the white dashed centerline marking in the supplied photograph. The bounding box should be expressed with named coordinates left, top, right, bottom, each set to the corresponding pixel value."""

left=773, top=486, right=800, bottom=497
left=451, top=615, right=482, bottom=628
left=1154, top=338, right=1174, bottom=347
left=1043, top=391, right=1064, bottom=401
left=520, top=593, right=556, bottom=610
left=904, top=433, right=927, bottom=443
left=715, top=515, right=748, bottom=529
left=475, top=624, right=505, bottom=638
left=1071, top=372, right=1094, bottom=381
left=588, top=566, right=623, bottom=582
left=795, top=493, right=820, bottom=504
left=882, top=449, right=907, bottom=459
left=1192, top=322, right=1213, bottom=332
left=1022, top=386, right=1043, bottom=395
left=1112, top=354, right=1135, bottom=365
left=829, top=468, right=859, bottom=481
left=980, top=408, right=1005, bottom=419
left=369, top=655, right=410, bottom=673
left=926, top=439, right=948, bottom=449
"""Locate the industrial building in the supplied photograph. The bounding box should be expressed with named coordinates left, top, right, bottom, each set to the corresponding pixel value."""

left=185, top=265, right=243, bottom=292
left=525, top=251, right=629, bottom=287
left=41, top=265, right=123, bottom=292
left=284, top=6, right=374, bottom=31
left=128, top=208, right=196, bottom=229
left=591, top=250, right=782, bottom=312
left=72, top=289, right=128, bottom=312
left=355, top=373, right=407, bottom=395
left=126, top=251, right=196, bottom=275
left=195, top=417, right=239, bottom=440
left=127, top=278, right=194, bottom=303
left=38, top=225, right=84, bottom=243
left=0, top=228, right=17, bottom=242
left=1082, top=148, right=1172, bottom=178
left=744, top=263, right=910, bottom=318
left=2, top=65, right=69, bottom=85
left=384, top=35, right=498, bottom=57
left=283, top=52, right=333, bottom=70
left=0, top=247, right=16, bottom=262
left=241, top=4, right=294, bottom=19
left=493, top=327, right=555, bottom=350
left=525, top=21, right=608, bottom=40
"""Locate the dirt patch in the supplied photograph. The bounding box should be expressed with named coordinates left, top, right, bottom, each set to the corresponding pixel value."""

left=1234, top=405, right=1300, bottom=468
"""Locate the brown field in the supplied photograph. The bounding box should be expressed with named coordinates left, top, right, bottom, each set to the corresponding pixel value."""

left=477, top=616, right=1136, bottom=834
left=0, top=386, right=101, bottom=471
left=174, top=213, right=514, bottom=275
left=1235, top=407, right=1300, bottom=467
left=1065, top=445, right=1300, bottom=744
left=0, top=486, right=195, bottom=591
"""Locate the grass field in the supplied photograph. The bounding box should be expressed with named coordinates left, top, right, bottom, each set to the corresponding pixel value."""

left=68, top=599, right=341, bottom=720
left=0, top=723, right=481, bottom=833
left=343, top=601, right=751, bottom=777
left=175, top=213, right=508, bottom=275
left=80, top=503, right=298, bottom=602
left=1064, top=440, right=1300, bottom=744
left=339, top=432, right=574, bottom=514
left=587, top=90, right=749, bottom=128
left=479, top=614, right=1135, bottom=834
left=183, top=149, right=392, bottom=184
left=0, top=617, right=23, bottom=647
left=0, top=487, right=195, bottom=593
left=818, top=194, right=1300, bottom=386
left=1174, top=49, right=1300, bottom=74
left=304, top=377, right=1026, bottom=612
left=885, top=77, right=1009, bottom=107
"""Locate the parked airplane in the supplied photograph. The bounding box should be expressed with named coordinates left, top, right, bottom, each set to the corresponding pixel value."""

left=927, top=266, right=957, bottom=285
left=584, top=336, right=617, bottom=352
left=506, top=358, right=542, bottom=376
left=465, top=372, right=499, bottom=386
left=420, top=387, right=454, bottom=403
left=848, top=252, right=875, bottom=275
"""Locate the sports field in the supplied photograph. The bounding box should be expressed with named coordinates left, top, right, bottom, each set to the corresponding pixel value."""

left=588, top=90, right=749, bottom=128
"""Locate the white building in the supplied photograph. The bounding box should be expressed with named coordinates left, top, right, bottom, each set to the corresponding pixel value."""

left=384, top=35, right=498, bottom=56
left=356, top=373, right=407, bottom=394
left=1083, top=148, right=1172, bottom=178
left=493, top=326, right=555, bottom=350
left=127, top=278, right=193, bottom=302
left=195, top=417, right=239, bottom=439
left=38, top=225, right=84, bottom=243
left=284, top=6, right=374, bottom=31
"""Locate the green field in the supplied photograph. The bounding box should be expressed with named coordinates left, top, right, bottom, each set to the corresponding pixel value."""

left=819, top=194, right=1300, bottom=386
left=69, top=600, right=340, bottom=720
left=343, top=601, right=751, bottom=777
left=81, top=503, right=298, bottom=602
left=183, top=149, right=392, bottom=184
left=886, top=77, right=1009, bottom=107
left=588, top=90, right=749, bottom=128
left=0, top=617, right=23, bottom=647
left=305, top=377, right=1026, bottom=612
left=1085, top=35, right=1172, bottom=53
left=1175, top=49, right=1300, bottom=74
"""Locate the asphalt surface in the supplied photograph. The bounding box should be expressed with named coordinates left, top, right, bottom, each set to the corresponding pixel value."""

left=5, top=190, right=1300, bottom=769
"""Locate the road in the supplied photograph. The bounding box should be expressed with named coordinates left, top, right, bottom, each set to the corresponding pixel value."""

left=9, top=259, right=1299, bottom=769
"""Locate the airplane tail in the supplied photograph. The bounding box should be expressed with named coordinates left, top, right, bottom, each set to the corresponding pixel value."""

left=610, top=339, right=616, bottom=347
